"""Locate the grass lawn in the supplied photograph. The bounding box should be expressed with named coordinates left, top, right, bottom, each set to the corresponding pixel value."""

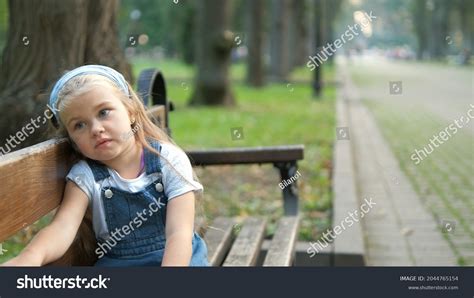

left=0, top=58, right=336, bottom=263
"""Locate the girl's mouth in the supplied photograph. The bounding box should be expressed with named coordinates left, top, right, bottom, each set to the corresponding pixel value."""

left=95, top=139, right=112, bottom=148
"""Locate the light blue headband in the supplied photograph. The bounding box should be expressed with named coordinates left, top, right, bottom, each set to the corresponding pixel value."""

left=48, top=64, right=130, bottom=119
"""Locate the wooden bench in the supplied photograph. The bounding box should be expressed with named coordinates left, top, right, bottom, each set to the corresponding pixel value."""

left=0, top=69, right=304, bottom=266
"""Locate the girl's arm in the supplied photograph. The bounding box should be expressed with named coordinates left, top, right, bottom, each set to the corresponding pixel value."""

left=1, top=181, right=89, bottom=266
left=161, top=191, right=195, bottom=266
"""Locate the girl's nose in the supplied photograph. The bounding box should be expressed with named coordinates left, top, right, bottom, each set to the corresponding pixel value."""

left=91, top=119, right=105, bottom=136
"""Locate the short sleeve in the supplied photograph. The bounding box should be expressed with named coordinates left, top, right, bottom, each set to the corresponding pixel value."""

left=65, top=160, right=94, bottom=203
left=160, top=143, right=203, bottom=201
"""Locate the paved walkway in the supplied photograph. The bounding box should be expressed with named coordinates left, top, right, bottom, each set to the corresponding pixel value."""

left=337, top=59, right=457, bottom=266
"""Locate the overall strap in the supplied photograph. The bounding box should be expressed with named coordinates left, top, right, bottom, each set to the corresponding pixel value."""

left=144, top=138, right=163, bottom=175
left=86, top=159, right=111, bottom=182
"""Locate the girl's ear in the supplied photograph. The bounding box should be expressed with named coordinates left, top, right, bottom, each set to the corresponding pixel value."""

left=128, top=111, right=136, bottom=125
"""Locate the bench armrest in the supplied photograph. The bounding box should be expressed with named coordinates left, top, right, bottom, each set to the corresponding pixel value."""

left=185, top=145, right=304, bottom=166
left=185, top=145, right=304, bottom=216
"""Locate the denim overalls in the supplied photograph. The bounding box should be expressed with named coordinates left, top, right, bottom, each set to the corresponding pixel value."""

left=90, top=140, right=209, bottom=266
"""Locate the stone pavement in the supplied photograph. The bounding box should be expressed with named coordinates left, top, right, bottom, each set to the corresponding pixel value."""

left=336, top=60, right=457, bottom=266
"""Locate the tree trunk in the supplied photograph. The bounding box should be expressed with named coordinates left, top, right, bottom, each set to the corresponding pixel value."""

left=428, top=0, right=451, bottom=59
left=0, top=0, right=131, bottom=151
left=269, top=0, right=290, bottom=82
left=458, top=0, right=474, bottom=60
left=312, top=0, right=326, bottom=97
left=289, top=0, right=309, bottom=69
left=84, top=0, right=131, bottom=73
left=189, top=0, right=235, bottom=106
left=325, top=0, right=343, bottom=64
left=245, top=0, right=265, bottom=87
left=412, top=0, right=428, bottom=60
left=177, top=0, right=196, bottom=64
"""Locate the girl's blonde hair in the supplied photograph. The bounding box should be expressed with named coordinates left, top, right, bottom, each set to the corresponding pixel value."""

left=50, top=74, right=204, bottom=213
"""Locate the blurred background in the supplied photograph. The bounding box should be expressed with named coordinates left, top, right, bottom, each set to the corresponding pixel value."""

left=0, top=0, right=472, bottom=266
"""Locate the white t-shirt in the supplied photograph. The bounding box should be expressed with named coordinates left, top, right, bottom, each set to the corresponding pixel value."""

left=66, top=142, right=203, bottom=240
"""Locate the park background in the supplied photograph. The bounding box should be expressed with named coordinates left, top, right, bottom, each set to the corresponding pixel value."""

left=0, top=0, right=472, bottom=266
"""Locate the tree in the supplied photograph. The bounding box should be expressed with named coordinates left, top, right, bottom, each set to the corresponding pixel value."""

left=457, top=0, right=474, bottom=63
left=427, top=0, right=451, bottom=59
left=0, top=0, right=132, bottom=150
left=245, top=0, right=265, bottom=87
left=289, top=0, right=309, bottom=69
left=269, top=0, right=291, bottom=82
left=176, top=0, right=197, bottom=64
left=412, top=0, right=428, bottom=60
left=324, top=0, right=343, bottom=64
left=189, top=0, right=235, bottom=106
left=312, top=0, right=326, bottom=97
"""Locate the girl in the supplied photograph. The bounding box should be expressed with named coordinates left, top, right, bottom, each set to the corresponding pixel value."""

left=2, top=65, right=209, bottom=267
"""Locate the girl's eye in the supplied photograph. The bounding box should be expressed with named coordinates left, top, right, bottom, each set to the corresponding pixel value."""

left=99, top=109, right=110, bottom=118
left=74, top=122, right=85, bottom=130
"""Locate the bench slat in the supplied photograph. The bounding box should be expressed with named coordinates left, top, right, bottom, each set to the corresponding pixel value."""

left=204, top=217, right=236, bottom=266
left=186, top=145, right=304, bottom=166
left=223, top=217, right=266, bottom=266
left=263, top=216, right=300, bottom=266
left=0, top=139, right=73, bottom=242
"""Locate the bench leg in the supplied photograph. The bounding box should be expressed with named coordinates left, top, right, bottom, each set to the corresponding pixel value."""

left=273, top=161, right=299, bottom=216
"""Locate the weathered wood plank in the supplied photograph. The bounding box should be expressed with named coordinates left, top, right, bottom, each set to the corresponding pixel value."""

left=204, top=217, right=236, bottom=266
left=0, top=138, right=73, bottom=242
left=263, top=216, right=300, bottom=266
left=223, top=217, right=266, bottom=266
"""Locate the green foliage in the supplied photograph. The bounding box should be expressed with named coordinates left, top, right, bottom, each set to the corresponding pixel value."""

left=118, top=0, right=196, bottom=59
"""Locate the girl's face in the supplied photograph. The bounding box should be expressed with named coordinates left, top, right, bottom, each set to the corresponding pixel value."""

left=60, top=85, right=136, bottom=162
